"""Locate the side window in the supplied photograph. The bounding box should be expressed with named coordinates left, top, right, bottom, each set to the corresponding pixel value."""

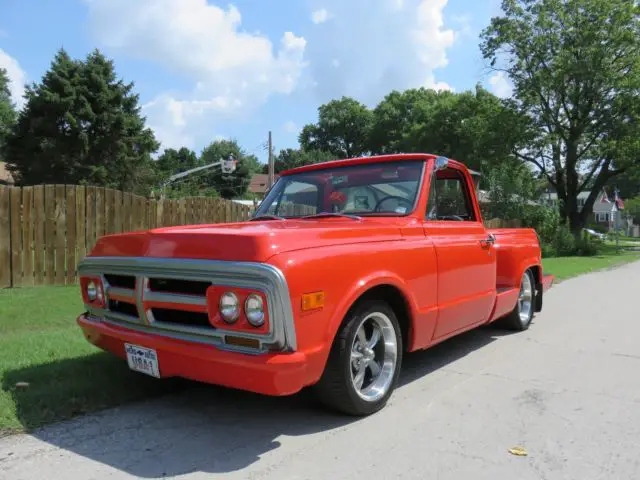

left=425, top=169, right=476, bottom=221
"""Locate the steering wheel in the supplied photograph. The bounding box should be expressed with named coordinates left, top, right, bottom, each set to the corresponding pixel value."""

left=374, top=195, right=413, bottom=213
left=438, top=214, right=465, bottom=221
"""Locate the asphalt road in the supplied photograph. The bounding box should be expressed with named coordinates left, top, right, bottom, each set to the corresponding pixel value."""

left=2, top=260, right=640, bottom=480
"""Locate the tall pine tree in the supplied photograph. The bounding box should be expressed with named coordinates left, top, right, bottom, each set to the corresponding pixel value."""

left=6, top=49, right=159, bottom=193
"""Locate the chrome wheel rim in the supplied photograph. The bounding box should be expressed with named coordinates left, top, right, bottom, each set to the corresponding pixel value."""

left=518, top=272, right=534, bottom=324
left=350, top=312, right=398, bottom=402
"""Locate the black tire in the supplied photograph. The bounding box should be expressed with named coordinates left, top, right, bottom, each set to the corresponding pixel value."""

left=498, top=269, right=536, bottom=331
left=313, top=299, right=403, bottom=416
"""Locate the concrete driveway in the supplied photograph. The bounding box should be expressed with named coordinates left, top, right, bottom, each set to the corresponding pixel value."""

left=2, top=260, right=640, bottom=479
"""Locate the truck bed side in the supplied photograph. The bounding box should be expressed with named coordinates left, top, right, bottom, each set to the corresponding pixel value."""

left=487, top=227, right=550, bottom=322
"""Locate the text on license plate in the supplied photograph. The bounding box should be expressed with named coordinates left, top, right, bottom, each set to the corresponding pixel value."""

left=124, top=343, right=160, bottom=378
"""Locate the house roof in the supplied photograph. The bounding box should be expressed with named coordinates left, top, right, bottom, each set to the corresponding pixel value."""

left=539, top=191, right=591, bottom=201
left=248, top=173, right=280, bottom=194
left=593, top=188, right=625, bottom=212
left=0, top=162, right=14, bottom=185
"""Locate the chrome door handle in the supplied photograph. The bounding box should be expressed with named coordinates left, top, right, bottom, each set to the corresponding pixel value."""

left=480, top=233, right=495, bottom=247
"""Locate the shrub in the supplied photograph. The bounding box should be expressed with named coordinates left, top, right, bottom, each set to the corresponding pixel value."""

left=553, top=223, right=577, bottom=256
left=575, top=232, right=601, bottom=256
left=541, top=242, right=557, bottom=258
left=520, top=204, right=561, bottom=252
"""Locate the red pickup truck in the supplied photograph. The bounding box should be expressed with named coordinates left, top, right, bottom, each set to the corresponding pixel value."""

left=77, top=153, right=553, bottom=415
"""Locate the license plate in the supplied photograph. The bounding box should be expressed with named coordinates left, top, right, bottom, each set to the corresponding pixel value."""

left=124, top=343, right=160, bottom=378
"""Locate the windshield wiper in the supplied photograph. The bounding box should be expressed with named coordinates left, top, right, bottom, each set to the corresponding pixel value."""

left=300, top=212, right=362, bottom=221
left=249, top=214, right=286, bottom=221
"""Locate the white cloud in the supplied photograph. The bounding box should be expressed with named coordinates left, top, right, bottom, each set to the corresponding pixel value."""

left=283, top=121, right=299, bottom=133
left=84, top=0, right=307, bottom=149
left=0, top=48, right=27, bottom=109
left=428, top=80, right=453, bottom=92
left=83, top=0, right=458, bottom=150
left=304, top=0, right=456, bottom=105
left=488, top=71, right=513, bottom=98
left=311, top=8, right=330, bottom=24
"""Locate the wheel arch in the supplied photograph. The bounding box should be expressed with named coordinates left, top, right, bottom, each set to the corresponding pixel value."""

left=328, top=277, right=416, bottom=353
left=347, top=284, right=412, bottom=351
left=519, top=263, right=543, bottom=313
left=529, top=264, right=543, bottom=312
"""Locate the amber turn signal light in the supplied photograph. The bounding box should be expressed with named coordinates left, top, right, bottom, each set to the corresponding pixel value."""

left=224, top=335, right=261, bottom=349
left=301, top=291, right=325, bottom=311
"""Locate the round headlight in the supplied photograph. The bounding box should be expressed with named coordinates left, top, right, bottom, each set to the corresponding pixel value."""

left=245, top=294, right=265, bottom=327
left=87, top=281, right=97, bottom=301
left=219, top=292, right=240, bottom=323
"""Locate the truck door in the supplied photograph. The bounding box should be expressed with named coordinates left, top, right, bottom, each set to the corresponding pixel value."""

left=422, top=164, right=496, bottom=340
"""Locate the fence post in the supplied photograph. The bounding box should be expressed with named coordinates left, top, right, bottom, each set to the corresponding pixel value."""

left=33, top=185, right=45, bottom=285
left=0, top=186, right=10, bottom=288
left=10, top=187, right=22, bottom=287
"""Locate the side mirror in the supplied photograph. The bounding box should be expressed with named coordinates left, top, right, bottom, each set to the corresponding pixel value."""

left=434, top=156, right=449, bottom=171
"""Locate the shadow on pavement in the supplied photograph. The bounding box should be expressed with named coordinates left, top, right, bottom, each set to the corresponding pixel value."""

left=3, top=324, right=508, bottom=477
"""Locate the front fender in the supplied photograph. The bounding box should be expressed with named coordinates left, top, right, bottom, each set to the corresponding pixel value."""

left=324, top=271, right=419, bottom=348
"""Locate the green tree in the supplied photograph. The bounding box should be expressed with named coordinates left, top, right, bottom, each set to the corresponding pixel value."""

left=5, top=49, right=159, bottom=193
left=156, top=147, right=199, bottom=177
left=370, top=85, right=528, bottom=172
left=480, top=0, right=640, bottom=232
left=368, top=88, right=440, bottom=155
left=155, top=147, right=207, bottom=198
left=299, top=97, right=373, bottom=158
left=0, top=68, right=17, bottom=163
left=267, top=148, right=334, bottom=174
left=199, top=139, right=253, bottom=199
left=625, top=196, right=640, bottom=225
left=606, top=170, right=640, bottom=200
left=242, top=154, right=263, bottom=175
left=484, top=158, right=537, bottom=219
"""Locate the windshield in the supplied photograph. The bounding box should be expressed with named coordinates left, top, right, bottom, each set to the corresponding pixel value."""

left=255, top=160, right=425, bottom=218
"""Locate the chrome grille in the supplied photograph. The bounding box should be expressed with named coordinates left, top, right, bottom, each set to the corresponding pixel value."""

left=148, top=278, right=210, bottom=296
left=104, top=274, right=136, bottom=289
left=78, top=256, right=297, bottom=352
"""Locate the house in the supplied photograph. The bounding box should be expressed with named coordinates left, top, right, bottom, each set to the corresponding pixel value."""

left=592, top=189, right=627, bottom=231
left=248, top=173, right=279, bottom=199
left=539, top=191, right=590, bottom=211
left=538, top=186, right=633, bottom=232
left=0, top=162, right=14, bottom=185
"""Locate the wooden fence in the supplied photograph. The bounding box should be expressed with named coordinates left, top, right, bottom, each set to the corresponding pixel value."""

left=484, top=218, right=522, bottom=229
left=0, top=185, right=252, bottom=288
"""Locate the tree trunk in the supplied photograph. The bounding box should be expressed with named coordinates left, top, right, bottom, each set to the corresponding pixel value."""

left=564, top=137, right=583, bottom=232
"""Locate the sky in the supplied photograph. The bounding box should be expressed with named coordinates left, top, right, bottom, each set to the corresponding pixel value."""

left=0, top=0, right=512, bottom=165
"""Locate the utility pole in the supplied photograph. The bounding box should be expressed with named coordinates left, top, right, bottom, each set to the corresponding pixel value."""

left=267, top=130, right=274, bottom=188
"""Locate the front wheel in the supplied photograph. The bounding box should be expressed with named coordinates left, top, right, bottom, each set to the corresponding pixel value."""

left=314, top=300, right=403, bottom=416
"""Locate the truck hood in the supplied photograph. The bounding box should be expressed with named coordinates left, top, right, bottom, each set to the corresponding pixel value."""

left=89, top=218, right=404, bottom=262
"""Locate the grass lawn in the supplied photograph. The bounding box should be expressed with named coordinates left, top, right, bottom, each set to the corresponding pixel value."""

left=0, top=286, right=186, bottom=435
left=542, top=245, right=640, bottom=282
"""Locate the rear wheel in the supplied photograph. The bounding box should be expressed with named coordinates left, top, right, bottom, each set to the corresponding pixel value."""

left=498, top=269, right=536, bottom=331
left=314, top=300, right=403, bottom=416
